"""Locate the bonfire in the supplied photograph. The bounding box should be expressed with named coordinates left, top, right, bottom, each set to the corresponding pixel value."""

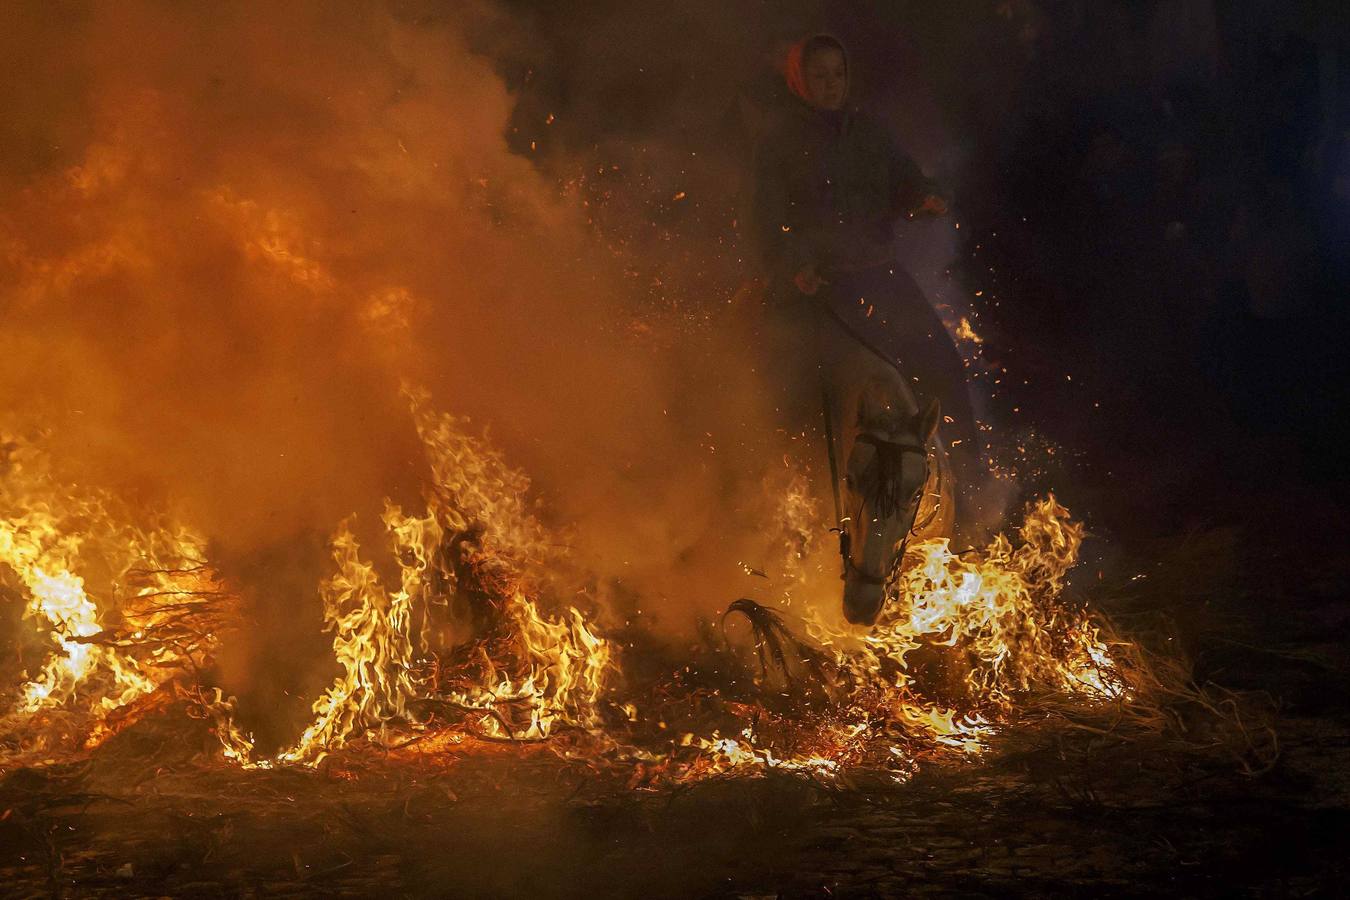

left=4, top=382, right=1255, bottom=790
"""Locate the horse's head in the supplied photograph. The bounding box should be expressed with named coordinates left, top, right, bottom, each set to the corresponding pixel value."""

left=840, top=387, right=941, bottom=625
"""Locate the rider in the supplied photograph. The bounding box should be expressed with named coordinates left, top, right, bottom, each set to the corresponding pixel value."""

left=751, top=33, right=973, bottom=455
left=751, top=34, right=971, bottom=625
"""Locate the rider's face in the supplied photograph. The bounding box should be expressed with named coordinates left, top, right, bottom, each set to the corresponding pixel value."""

left=804, top=47, right=847, bottom=111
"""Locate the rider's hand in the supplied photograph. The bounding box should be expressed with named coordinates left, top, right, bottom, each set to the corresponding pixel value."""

left=793, top=264, right=825, bottom=296
left=915, top=193, right=948, bottom=217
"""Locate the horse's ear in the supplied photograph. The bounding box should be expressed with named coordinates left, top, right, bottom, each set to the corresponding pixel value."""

left=917, top=397, right=941, bottom=443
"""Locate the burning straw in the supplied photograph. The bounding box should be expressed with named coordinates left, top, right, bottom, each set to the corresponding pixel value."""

left=0, top=431, right=238, bottom=764
left=0, top=396, right=1275, bottom=784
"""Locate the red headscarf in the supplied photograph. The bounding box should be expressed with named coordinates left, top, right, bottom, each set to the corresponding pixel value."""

left=781, top=34, right=847, bottom=104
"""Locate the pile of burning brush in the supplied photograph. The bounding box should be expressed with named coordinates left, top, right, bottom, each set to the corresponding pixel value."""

left=0, top=387, right=1277, bottom=785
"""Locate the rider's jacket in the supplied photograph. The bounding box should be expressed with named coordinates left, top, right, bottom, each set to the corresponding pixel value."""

left=751, top=100, right=936, bottom=282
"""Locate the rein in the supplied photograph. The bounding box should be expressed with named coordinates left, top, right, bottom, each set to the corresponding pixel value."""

left=808, top=286, right=936, bottom=588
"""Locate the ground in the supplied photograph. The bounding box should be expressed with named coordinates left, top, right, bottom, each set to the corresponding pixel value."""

left=2, top=516, right=1348, bottom=899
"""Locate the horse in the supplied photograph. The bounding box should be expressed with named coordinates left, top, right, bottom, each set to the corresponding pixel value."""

left=755, top=281, right=959, bottom=627
left=838, top=382, right=947, bottom=624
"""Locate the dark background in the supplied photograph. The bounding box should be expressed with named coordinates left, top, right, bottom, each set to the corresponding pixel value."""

left=472, top=0, right=1350, bottom=546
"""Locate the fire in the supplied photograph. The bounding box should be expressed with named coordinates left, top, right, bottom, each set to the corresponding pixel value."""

left=400, top=386, right=612, bottom=743
left=670, top=495, right=1120, bottom=780
left=442, top=594, right=611, bottom=742
left=0, top=433, right=234, bottom=758
left=778, top=468, right=820, bottom=573
left=2, top=395, right=1125, bottom=785
left=277, top=510, right=432, bottom=764
left=884, top=496, right=1118, bottom=706
left=955, top=316, right=984, bottom=344
left=259, top=387, right=612, bottom=766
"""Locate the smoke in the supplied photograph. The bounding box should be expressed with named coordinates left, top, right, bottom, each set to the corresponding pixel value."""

left=2, top=3, right=1010, bottom=746
left=0, top=0, right=809, bottom=659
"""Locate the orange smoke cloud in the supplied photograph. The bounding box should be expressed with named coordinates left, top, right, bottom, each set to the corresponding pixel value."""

left=0, top=0, right=798, bottom=649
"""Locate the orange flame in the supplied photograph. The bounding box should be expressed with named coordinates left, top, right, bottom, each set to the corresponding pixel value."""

left=3, top=400, right=1124, bottom=785
left=0, top=432, right=232, bottom=758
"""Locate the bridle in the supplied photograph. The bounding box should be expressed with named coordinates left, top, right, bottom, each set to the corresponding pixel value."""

left=808, top=296, right=940, bottom=591
left=838, top=438, right=932, bottom=586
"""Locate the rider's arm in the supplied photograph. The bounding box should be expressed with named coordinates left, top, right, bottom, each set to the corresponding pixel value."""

left=885, top=134, right=944, bottom=218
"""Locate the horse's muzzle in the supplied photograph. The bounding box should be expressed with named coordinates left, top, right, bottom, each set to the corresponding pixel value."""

left=842, top=574, right=885, bottom=626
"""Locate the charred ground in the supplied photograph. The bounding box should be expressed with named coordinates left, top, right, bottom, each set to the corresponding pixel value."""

left=2, top=508, right=1348, bottom=898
